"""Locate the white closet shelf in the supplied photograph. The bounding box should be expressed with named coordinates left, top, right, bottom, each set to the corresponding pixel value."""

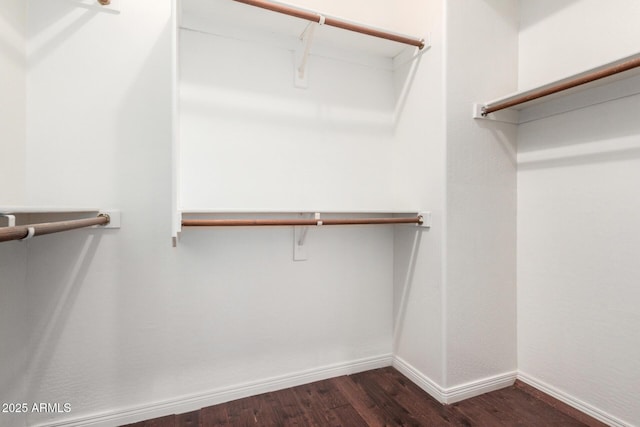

left=180, top=0, right=428, bottom=64
left=180, top=208, right=426, bottom=214
left=176, top=210, right=431, bottom=255
left=474, top=52, right=640, bottom=124
left=180, top=210, right=430, bottom=226
left=0, top=207, right=120, bottom=229
left=0, top=206, right=101, bottom=214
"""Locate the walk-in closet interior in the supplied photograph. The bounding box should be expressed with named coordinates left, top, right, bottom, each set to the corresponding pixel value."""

left=1, top=0, right=638, bottom=426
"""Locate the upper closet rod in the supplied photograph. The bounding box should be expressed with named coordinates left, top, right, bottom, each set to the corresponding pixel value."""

left=182, top=216, right=423, bottom=227
left=232, top=0, right=426, bottom=50
left=482, top=56, right=640, bottom=115
left=0, top=215, right=109, bottom=243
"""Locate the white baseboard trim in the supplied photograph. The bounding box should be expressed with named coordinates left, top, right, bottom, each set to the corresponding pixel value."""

left=38, top=357, right=631, bottom=427
left=517, top=371, right=634, bottom=427
left=392, top=356, right=517, bottom=404
left=34, top=354, right=393, bottom=427
left=392, top=356, right=447, bottom=403
left=443, top=371, right=517, bottom=404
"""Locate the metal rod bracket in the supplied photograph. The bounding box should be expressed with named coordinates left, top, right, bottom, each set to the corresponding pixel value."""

left=417, top=211, right=432, bottom=228
left=472, top=103, right=519, bottom=124
left=98, top=210, right=121, bottom=229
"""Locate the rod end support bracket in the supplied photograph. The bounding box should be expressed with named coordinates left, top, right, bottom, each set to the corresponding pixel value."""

left=98, top=210, right=121, bottom=229
left=418, top=211, right=432, bottom=228
left=472, top=103, right=519, bottom=124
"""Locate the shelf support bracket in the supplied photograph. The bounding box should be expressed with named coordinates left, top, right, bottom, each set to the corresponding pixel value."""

left=0, top=214, right=16, bottom=227
left=295, top=17, right=324, bottom=88
left=293, top=212, right=321, bottom=261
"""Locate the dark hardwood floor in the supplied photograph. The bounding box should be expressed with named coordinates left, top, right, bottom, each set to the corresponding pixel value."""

left=123, top=367, right=606, bottom=426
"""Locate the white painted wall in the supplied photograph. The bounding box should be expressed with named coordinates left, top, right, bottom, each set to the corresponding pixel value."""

left=444, top=0, right=518, bottom=390
left=519, top=0, right=640, bottom=89
left=267, top=0, right=396, bottom=33
left=11, top=0, right=637, bottom=422
left=0, top=0, right=26, bottom=204
left=0, top=2, right=28, bottom=427
left=24, top=1, right=176, bottom=424
left=178, top=28, right=397, bottom=211
left=392, top=0, right=446, bottom=389
left=177, top=0, right=431, bottom=212
left=518, top=1, right=640, bottom=425
left=393, top=0, right=518, bottom=403
left=0, top=243, right=28, bottom=427
left=19, top=0, right=404, bottom=425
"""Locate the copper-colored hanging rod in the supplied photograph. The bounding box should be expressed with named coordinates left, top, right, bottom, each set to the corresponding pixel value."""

left=0, top=215, right=110, bottom=243
left=482, top=56, right=640, bottom=116
left=182, top=216, right=423, bottom=227
left=231, top=0, right=425, bottom=50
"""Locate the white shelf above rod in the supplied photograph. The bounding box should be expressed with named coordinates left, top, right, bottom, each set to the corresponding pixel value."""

left=474, top=53, right=640, bottom=123
left=232, top=0, right=426, bottom=50
left=0, top=213, right=120, bottom=243
left=0, top=207, right=121, bottom=237
left=179, top=211, right=430, bottom=259
left=181, top=213, right=428, bottom=227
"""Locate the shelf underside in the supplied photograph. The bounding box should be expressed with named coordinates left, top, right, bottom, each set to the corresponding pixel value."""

left=485, top=52, right=640, bottom=112
left=0, top=206, right=100, bottom=214
left=180, top=0, right=422, bottom=60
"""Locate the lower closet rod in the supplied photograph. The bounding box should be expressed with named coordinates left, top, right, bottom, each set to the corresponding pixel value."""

left=182, top=216, right=423, bottom=227
left=0, top=215, right=110, bottom=243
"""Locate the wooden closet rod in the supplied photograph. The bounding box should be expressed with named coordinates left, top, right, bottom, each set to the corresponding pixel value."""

left=231, top=0, right=426, bottom=50
left=0, top=215, right=109, bottom=243
left=182, top=216, right=423, bottom=227
left=482, top=56, right=640, bottom=115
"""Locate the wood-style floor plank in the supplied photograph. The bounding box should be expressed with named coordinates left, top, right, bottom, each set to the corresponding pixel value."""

left=350, top=369, right=428, bottom=426
left=122, top=414, right=175, bottom=427
left=327, top=404, right=369, bottom=427
left=514, top=380, right=608, bottom=427
left=254, top=392, right=286, bottom=426
left=175, top=411, right=199, bottom=427
left=372, top=368, right=454, bottom=426
left=332, top=375, right=397, bottom=427
left=226, top=393, right=261, bottom=427
left=122, top=367, right=605, bottom=427
left=451, top=386, right=591, bottom=427
left=289, top=384, right=331, bottom=426
left=275, top=387, right=313, bottom=426
left=200, top=400, right=229, bottom=427
left=310, top=379, right=351, bottom=410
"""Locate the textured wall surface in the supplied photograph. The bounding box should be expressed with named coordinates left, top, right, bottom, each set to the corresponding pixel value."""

left=518, top=1, right=640, bottom=425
